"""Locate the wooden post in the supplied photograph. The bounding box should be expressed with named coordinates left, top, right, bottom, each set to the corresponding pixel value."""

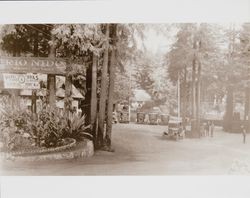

left=10, top=90, right=19, bottom=109
left=31, top=90, right=37, bottom=114
left=47, top=75, right=56, bottom=107
left=65, top=61, right=73, bottom=120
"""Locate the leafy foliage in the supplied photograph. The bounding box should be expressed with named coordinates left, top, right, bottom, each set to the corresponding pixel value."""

left=0, top=100, right=92, bottom=151
left=0, top=101, right=34, bottom=151
left=29, top=107, right=66, bottom=148
left=62, top=113, right=92, bottom=141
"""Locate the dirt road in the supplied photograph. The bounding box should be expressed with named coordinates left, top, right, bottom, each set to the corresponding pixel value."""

left=2, top=123, right=250, bottom=175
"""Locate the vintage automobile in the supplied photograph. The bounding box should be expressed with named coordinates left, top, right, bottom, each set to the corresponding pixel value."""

left=112, top=111, right=118, bottom=124
left=163, top=120, right=185, bottom=140
left=119, top=104, right=130, bottom=123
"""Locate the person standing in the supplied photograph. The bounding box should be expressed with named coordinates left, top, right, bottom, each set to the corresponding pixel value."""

left=210, top=121, right=214, bottom=137
left=200, top=122, right=205, bottom=137
left=241, top=125, right=246, bottom=144
left=205, top=121, right=210, bottom=137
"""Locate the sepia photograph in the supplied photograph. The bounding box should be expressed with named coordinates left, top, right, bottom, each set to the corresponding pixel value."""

left=0, top=22, right=249, bottom=176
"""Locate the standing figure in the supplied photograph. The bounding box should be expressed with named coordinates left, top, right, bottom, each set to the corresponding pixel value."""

left=210, top=121, right=214, bottom=137
left=241, top=125, right=246, bottom=144
left=205, top=121, right=210, bottom=137
left=200, top=122, right=205, bottom=137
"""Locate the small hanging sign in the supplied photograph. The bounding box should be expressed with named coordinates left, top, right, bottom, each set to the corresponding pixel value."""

left=3, top=73, right=40, bottom=89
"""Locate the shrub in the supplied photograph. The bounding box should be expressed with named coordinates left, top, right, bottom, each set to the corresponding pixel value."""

left=30, top=107, right=66, bottom=148
left=62, top=113, right=92, bottom=141
left=0, top=101, right=92, bottom=152
left=0, top=104, right=34, bottom=151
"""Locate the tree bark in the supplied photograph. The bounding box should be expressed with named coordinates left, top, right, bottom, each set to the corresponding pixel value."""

left=90, top=54, right=98, bottom=147
left=245, top=87, right=250, bottom=132
left=32, top=29, right=39, bottom=115
left=97, top=24, right=110, bottom=148
left=244, top=87, right=250, bottom=121
left=196, top=61, right=201, bottom=137
left=191, top=34, right=199, bottom=137
left=192, top=50, right=197, bottom=119
left=191, top=56, right=197, bottom=135
left=105, top=24, right=117, bottom=149
left=83, top=63, right=92, bottom=125
left=177, top=71, right=181, bottom=118
left=47, top=35, right=56, bottom=107
left=224, top=85, right=234, bottom=132
left=182, top=65, right=187, bottom=125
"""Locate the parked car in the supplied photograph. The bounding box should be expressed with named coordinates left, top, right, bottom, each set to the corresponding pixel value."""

left=119, top=105, right=130, bottom=123
left=163, top=120, right=185, bottom=141
left=112, top=112, right=118, bottom=124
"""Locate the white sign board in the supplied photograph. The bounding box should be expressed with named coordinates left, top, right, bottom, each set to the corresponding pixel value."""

left=3, top=73, right=40, bottom=89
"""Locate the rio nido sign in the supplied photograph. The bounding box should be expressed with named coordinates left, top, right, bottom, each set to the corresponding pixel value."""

left=0, top=57, right=67, bottom=75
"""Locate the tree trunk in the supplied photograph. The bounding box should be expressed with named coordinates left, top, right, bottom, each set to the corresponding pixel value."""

left=105, top=24, right=117, bottom=149
left=244, top=87, right=250, bottom=121
left=47, top=35, right=56, bottom=107
left=191, top=57, right=197, bottom=135
left=177, top=71, right=180, bottom=118
left=245, top=87, right=250, bottom=132
left=83, top=63, right=92, bottom=125
left=196, top=61, right=201, bottom=137
left=224, top=85, right=234, bottom=132
left=90, top=54, right=98, bottom=147
left=97, top=24, right=110, bottom=148
left=32, top=29, right=39, bottom=115
left=192, top=56, right=197, bottom=118
left=191, top=34, right=200, bottom=137
left=182, top=65, right=187, bottom=123
left=10, top=39, right=20, bottom=110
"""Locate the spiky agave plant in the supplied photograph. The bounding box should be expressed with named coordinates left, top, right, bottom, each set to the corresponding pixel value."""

left=65, top=113, right=92, bottom=141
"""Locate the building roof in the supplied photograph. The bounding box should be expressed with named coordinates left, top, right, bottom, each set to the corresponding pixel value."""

left=19, top=76, right=84, bottom=99
left=19, top=86, right=84, bottom=99
left=20, top=89, right=47, bottom=97
left=132, top=89, right=151, bottom=102
left=56, top=86, right=84, bottom=99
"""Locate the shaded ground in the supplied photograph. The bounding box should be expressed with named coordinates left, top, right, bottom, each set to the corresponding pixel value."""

left=1, top=123, right=250, bottom=175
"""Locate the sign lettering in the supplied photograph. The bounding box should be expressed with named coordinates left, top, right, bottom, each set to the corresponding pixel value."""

left=3, top=73, right=40, bottom=89
left=0, top=57, right=67, bottom=75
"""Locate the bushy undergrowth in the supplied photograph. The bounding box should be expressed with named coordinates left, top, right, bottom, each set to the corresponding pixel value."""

left=0, top=102, right=92, bottom=152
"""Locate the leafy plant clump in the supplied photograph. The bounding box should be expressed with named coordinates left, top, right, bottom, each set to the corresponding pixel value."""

left=30, top=107, right=66, bottom=148
left=0, top=103, right=92, bottom=152
left=0, top=104, right=35, bottom=151
left=62, top=113, right=92, bottom=141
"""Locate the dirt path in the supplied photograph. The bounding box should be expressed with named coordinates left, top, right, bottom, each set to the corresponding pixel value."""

left=2, top=123, right=250, bottom=175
